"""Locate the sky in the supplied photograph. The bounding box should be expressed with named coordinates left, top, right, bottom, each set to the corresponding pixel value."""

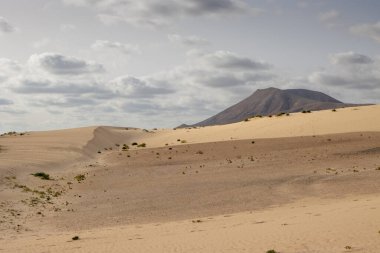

left=0, top=0, right=379, bottom=132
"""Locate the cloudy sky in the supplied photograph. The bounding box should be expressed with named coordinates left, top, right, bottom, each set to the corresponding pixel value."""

left=0, top=0, right=379, bottom=131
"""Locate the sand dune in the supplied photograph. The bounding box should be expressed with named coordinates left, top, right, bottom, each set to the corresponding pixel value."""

left=0, top=126, right=97, bottom=169
left=135, top=105, right=380, bottom=148
left=0, top=105, right=380, bottom=252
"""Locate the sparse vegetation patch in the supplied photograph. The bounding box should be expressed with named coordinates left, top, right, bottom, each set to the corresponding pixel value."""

left=74, top=174, right=86, bottom=182
left=32, top=172, right=50, bottom=180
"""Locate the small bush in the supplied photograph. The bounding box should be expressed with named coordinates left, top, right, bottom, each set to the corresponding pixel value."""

left=266, top=250, right=278, bottom=253
left=137, top=143, right=146, bottom=148
left=32, top=172, right=50, bottom=180
left=74, top=174, right=85, bottom=182
left=72, top=236, right=79, bottom=241
left=181, top=140, right=187, bottom=143
left=332, top=109, right=337, bottom=112
left=196, top=150, right=204, bottom=155
left=131, top=142, right=138, bottom=146
left=244, top=118, right=249, bottom=122
left=277, top=112, right=285, bottom=117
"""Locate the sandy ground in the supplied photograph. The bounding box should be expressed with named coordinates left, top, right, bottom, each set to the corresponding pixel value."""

left=0, top=105, right=380, bottom=252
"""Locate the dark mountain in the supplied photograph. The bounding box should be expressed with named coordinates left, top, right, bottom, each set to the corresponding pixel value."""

left=185, top=87, right=361, bottom=127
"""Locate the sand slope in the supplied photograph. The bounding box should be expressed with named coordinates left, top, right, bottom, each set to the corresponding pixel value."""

left=0, top=126, right=97, bottom=170
left=2, top=196, right=380, bottom=253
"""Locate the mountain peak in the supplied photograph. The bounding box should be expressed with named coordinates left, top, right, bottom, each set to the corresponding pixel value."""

left=186, top=87, right=361, bottom=127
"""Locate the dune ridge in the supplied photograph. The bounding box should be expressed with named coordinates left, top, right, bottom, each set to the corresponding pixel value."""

left=130, top=105, right=380, bottom=148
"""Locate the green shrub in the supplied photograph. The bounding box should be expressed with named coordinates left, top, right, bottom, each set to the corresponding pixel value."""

left=137, top=143, right=146, bottom=147
left=32, top=172, right=50, bottom=180
left=74, top=174, right=85, bottom=182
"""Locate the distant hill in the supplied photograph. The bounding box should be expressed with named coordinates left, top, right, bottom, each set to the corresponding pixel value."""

left=183, top=87, right=362, bottom=127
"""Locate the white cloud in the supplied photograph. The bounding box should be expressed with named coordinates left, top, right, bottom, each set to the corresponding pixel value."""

left=350, top=21, right=380, bottom=43
left=0, top=16, right=16, bottom=34
left=91, top=40, right=140, bottom=54
left=60, top=23, right=76, bottom=31
left=32, top=38, right=51, bottom=49
left=0, top=58, right=21, bottom=83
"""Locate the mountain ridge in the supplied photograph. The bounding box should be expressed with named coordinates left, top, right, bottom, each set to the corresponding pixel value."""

left=182, top=87, right=365, bottom=127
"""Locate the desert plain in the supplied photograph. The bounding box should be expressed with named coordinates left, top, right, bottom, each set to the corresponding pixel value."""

left=1, top=105, right=380, bottom=253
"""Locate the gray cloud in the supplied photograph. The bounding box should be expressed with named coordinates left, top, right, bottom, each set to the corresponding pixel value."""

left=91, top=40, right=140, bottom=54
left=0, top=98, right=13, bottom=105
left=109, top=76, right=175, bottom=98
left=63, top=0, right=260, bottom=27
left=168, top=34, right=209, bottom=46
left=319, top=10, right=339, bottom=22
left=200, top=72, right=275, bottom=88
left=330, top=51, right=374, bottom=65
left=28, top=53, right=105, bottom=75
left=0, top=16, right=15, bottom=34
left=202, top=74, right=245, bottom=87
left=12, top=78, right=111, bottom=96
left=309, top=52, right=380, bottom=90
left=350, top=21, right=380, bottom=43
left=32, top=97, right=99, bottom=108
left=204, top=51, right=271, bottom=71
